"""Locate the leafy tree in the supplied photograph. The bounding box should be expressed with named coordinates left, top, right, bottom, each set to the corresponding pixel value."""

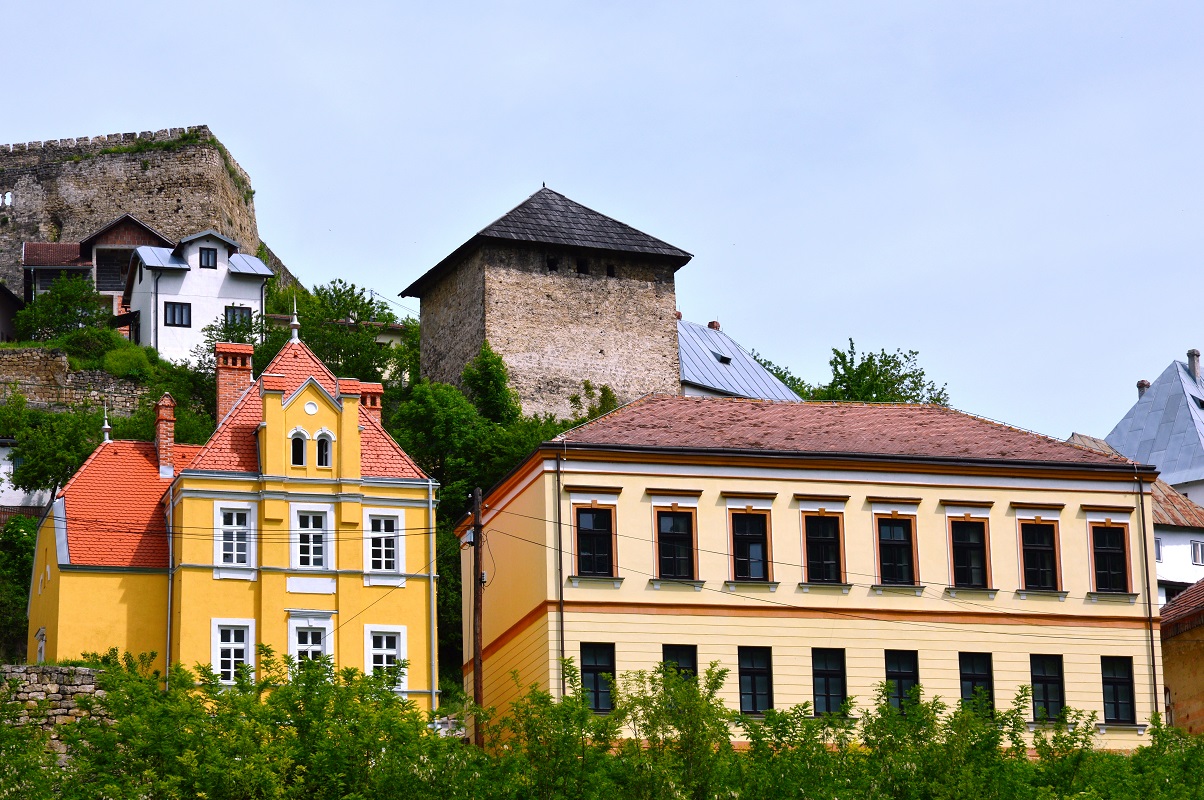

left=0, top=676, right=55, bottom=799
left=13, top=275, right=112, bottom=341
left=462, top=343, right=521, bottom=425
left=757, top=338, right=949, bottom=404
left=0, top=515, right=37, bottom=663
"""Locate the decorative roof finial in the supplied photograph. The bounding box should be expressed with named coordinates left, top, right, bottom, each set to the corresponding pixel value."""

left=290, top=296, right=300, bottom=342
left=101, top=400, right=111, bottom=442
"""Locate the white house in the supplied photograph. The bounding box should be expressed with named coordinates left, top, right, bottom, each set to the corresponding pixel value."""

left=124, top=230, right=271, bottom=363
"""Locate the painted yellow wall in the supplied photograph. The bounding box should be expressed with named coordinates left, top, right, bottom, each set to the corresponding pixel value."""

left=468, top=451, right=1162, bottom=744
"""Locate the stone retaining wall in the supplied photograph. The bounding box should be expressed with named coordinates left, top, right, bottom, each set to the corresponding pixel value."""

left=0, top=348, right=145, bottom=414
left=2, top=665, right=106, bottom=756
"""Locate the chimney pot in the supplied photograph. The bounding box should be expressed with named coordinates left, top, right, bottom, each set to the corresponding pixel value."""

left=1137, top=379, right=1151, bottom=399
left=674, top=311, right=682, bottom=320
left=155, top=393, right=176, bottom=478
left=707, top=320, right=720, bottom=330
left=215, top=342, right=254, bottom=420
left=1190, top=349, right=1201, bottom=381
left=360, top=382, right=384, bottom=425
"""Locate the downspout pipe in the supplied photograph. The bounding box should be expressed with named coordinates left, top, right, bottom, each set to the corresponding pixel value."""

left=165, top=483, right=174, bottom=689
left=1136, top=473, right=1159, bottom=716
left=554, top=455, right=565, bottom=695
left=153, top=271, right=161, bottom=352
left=428, top=477, right=438, bottom=710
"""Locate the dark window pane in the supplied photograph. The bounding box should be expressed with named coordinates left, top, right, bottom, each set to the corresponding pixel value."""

left=658, top=511, right=694, bottom=579
left=951, top=520, right=988, bottom=588
left=581, top=643, right=614, bottom=712
left=878, top=518, right=915, bottom=585
left=1031, top=654, right=1064, bottom=720
left=577, top=508, right=613, bottom=577
left=733, top=512, right=769, bottom=580
left=959, top=652, right=994, bottom=709
left=662, top=644, right=697, bottom=677
left=291, top=436, right=305, bottom=465
left=1092, top=525, right=1128, bottom=592
left=805, top=515, right=841, bottom=583
left=813, top=648, right=846, bottom=714
left=739, top=646, right=773, bottom=714
left=1101, top=656, right=1135, bottom=724
left=885, top=650, right=919, bottom=709
left=1021, top=523, right=1057, bottom=590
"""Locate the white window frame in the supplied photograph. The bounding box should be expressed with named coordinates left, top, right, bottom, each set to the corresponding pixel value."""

left=363, top=507, right=405, bottom=586
left=289, top=427, right=310, bottom=467
left=287, top=611, right=334, bottom=663
left=1192, top=540, right=1204, bottom=566
left=213, top=501, right=257, bottom=580
left=364, top=624, right=407, bottom=693
left=211, top=618, right=256, bottom=684
left=291, top=502, right=335, bottom=570
left=1155, top=537, right=1162, bottom=562
left=316, top=434, right=333, bottom=469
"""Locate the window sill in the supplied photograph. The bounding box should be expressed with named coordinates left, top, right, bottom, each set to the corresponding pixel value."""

left=1086, top=591, right=1139, bottom=604
left=798, top=582, right=852, bottom=594
left=213, top=567, right=256, bottom=581
left=872, top=583, right=925, bottom=596
left=1096, top=722, right=1147, bottom=735
left=568, top=575, right=624, bottom=588
left=1016, top=589, right=1068, bottom=601
left=723, top=580, right=780, bottom=592
left=944, top=587, right=997, bottom=599
left=648, top=578, right=705, bottom=592
left=1028, top=720, right=1077, bottom=732
left=364, top=573, right=406, bottom=587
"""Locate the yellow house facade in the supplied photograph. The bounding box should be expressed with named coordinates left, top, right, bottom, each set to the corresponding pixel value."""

left=28, top=328, right=438, bottom=709
left=462, top=395, right=1161, bottom=746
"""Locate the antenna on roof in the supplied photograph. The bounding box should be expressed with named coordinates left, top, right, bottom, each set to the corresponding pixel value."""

left=101, top=400, right=111, bottom=442
left=542, top=181, right=545, bottom=188
left=290, top=296, right=300, bottom=342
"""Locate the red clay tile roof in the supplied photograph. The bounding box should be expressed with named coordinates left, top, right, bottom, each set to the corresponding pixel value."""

left=23, top=242, right=89, bottom=267
left=1162, top=579, right=1204, bottom=636
left=555, top=395, right=1140, bottom=467
left=359, top=405, right=424, bottom=479
left=57, top=441, right=200, bottom=569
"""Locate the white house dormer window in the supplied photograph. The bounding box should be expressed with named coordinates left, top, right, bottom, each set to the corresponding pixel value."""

left=200, top=247, right=218, bottom=268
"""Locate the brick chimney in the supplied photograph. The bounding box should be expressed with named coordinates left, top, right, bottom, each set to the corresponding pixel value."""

left=1137, top=379, right=1150, bottom=399
left=215, top=342, right=254, bottom=420
left=1190, top=349, right=1201, bottom=382
left=707, top=320, right=720, bottom=330
left=360, top=382, right=384, bottom=425
left=155, top=393, right=176, bottom=479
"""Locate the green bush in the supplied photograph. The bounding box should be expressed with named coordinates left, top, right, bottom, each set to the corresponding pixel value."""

left=13, top=276, right=111, bottom=341
left=102, top=347, right=152, bottom=381
left=52, top=326, right=127, bottom=365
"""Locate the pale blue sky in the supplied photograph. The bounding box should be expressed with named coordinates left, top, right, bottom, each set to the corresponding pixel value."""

left=4, top=1, right=1202, bottom=439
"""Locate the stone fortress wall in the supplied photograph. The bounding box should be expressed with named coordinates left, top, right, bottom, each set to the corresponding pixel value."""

left=0, top=125, right=295, bottom=295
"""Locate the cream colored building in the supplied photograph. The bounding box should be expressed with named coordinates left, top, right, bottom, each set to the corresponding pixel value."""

left=462, top=396, right=1162, bottom=746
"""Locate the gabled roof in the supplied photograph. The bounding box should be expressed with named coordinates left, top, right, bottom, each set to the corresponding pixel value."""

left=1161, top=577, right=1204, bottom=636
left=79, top=213, right=172, bottom=251
left=228, top=253, right=272, bottom=276
left=402, top=188, right=692, bottom=297
left=132, top=246, right=189, bottom=270
left=678, top=319, right=800, bottom=402
left=175, top=229, right=240, bottom=254
left=1106, top=359, right=1204, bottom=486
left=554, top=395, right=1147, bottom=470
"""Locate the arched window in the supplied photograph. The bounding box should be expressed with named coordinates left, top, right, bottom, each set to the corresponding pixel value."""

left=316, top=436, right=331, bottom=468
left=291, top=434, right=306, bottom=466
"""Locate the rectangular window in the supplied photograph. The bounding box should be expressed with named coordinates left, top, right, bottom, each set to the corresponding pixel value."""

left=959, top=652, right=994, bottom=709
left=295, top=628, right=325, bottom=661
left=200, top=247, right=218, bottom=268
left=812, top=647, right=847, bottom=715
left=164, top=301, right=191, bottom=327
left=739, top=646, right=773, bottom=714
left=298, top=512, right=326, bottom=568
left=951, top=519, right=988, bottom=588
left=225, top=305, right=252, bottom=326
left=1192, top=541, right=1204, bottom=566
left=217, top=625, right=248, bottom=682
left=804, top=514, right=842, bottom=583
left=1031, top=654, right=1065, bottom=720
left=369, top=516, right=398, bottom=572
left=581, top=643, right=615, bottom=712
left=878, top=517, right=916, bottom=585
left=1156, top=538, right=1162, bottom=562
left=369, top=631, right=401, bottom=673
left=1101, top=656, right=1135, bottom=724
left=732, top=511, right=769, bottom=581
left=220, top=509, right=249, bottom=566
left=576, top=507, right=614, bottom=577
left=1021, top=522, right=1058, bottom=591
left=657, top=509, right=694, bottom=580
left=1092, top=524, right=1128, bottom=592
left=885, top=650, right=919, bottom=709
left=662, top=644, right=698, bottom=677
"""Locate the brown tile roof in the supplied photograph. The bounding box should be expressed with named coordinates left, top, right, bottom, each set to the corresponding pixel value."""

left=555, top=395, right=1140, bottom=467
left=1161, top=579, right=1204, bottom=636
left=1152, top=480, right=1204, bottom=528
left=23, top=242, right=89, bottom=267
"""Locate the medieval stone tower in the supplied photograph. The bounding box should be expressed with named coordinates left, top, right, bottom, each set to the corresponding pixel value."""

left=402, top=188, right=692, bottom=418
left=0, top=125, right=291, bottom=297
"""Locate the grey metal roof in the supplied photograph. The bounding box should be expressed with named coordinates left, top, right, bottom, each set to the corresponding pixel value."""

left=177, top=229, right=240, bottom=251
left=133, top=246, right=189, bottom=270
left=402, top=187, right=692, bottom=297
left=678, top=319, right=801, bottom=402
left=227, top=253, right=272, bottom=276
left=1106, top=359, right=1204, bottom=485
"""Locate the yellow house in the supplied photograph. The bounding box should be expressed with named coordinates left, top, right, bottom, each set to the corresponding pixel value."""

left=462, top=395, right=1161, bottom=745
left=27, top=322, right=438, bottom=709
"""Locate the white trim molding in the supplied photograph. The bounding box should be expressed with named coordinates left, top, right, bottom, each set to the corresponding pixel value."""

left=287, top=610, right=334, bottom=662
left=363, top=507, right=405, bottom=587
left=290, top=502, right=336, bottom=570
left=210, top=617, right=256, bottom=683
left=212, top=501, right=257, bottom=580
left=363, top=624, right=408, bottom=693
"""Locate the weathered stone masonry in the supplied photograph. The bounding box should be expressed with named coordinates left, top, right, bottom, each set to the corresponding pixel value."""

left=0, top=348, right=146, bottom=414
left=2, top=665, right=107, bottom=756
